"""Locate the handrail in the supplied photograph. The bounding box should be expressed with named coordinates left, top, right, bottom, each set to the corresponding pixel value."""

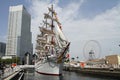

left=18, top=72, right=24, bottom=80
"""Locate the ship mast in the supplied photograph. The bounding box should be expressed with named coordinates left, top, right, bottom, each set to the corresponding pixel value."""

left=51, top=5, right=54, bottom=30
left=51, top=5, right=54, bottom=54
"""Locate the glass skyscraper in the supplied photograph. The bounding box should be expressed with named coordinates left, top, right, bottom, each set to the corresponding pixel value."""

left=0, top=42, right=6, bottom=57
left=6, top=5, right=33, bottom=61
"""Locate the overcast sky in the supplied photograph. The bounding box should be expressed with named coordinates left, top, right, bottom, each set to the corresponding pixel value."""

left=0, top=0, right=120, bottom=61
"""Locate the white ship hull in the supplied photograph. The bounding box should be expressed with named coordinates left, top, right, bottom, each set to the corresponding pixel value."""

left=35, top=61, right=63, bottom=76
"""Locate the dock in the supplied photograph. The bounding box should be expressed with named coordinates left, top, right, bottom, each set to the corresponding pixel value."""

left=64, top=66, right=120, bottom=78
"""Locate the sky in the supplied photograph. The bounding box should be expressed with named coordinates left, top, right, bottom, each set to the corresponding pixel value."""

left=0, top=0, right=120, bottom=61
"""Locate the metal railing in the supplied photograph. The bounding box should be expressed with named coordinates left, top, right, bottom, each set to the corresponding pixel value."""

left=19, top=65, right=35, bottom=69
left=0, top=66, right=21, bottom=79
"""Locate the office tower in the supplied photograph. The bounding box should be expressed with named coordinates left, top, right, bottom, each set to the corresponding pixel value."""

left=6, top=5, right=33, bottom=61
left=0, top=42, right=6, bottom=57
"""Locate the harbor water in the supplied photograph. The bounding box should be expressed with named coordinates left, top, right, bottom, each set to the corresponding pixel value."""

left=23, top=69, right=119, bottom=80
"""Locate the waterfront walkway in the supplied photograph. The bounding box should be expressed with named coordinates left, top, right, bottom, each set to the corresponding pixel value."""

left=0, top=66, right=21, bottom=79
left=0, top=65, right=34, bottom=80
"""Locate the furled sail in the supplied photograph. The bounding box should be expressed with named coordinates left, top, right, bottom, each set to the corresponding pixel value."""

left=40, top=27, right=55, bottom=35
left=54, top=25, right=68, bottom=48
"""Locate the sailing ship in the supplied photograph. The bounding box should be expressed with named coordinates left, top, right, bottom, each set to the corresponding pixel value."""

left=35, top=5, right=70, bottom=76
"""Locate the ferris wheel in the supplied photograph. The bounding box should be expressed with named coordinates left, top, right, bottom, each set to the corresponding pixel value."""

left=83, top=40, right=101, bottom=61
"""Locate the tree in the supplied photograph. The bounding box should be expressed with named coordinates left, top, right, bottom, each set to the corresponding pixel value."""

left=76, top=56, right=79, bottom=62
left=0, top=57, right=20, bottom=65
left=32, top=54, right=37, bottom=64
left=71, top=57, right=75, bottom=61
left=25, top=52, right=30, bottom=56
left=12, top=57, right=20, bottom=64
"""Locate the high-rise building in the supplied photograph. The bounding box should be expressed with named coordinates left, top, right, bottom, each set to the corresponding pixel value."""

left=6, top=5, right=33, bottom=61
left=0, top=42, right=6, bottom=57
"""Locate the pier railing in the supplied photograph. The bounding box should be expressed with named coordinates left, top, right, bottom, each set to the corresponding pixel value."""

left=0, top=65, right=35, bottom=79
left=84, top=64, right=120, bottom=69
left=19, top=65, right=35, bottom=69
left=0, top=66, right=21, bottom=79
left=64, top=63, right=120, bottom=70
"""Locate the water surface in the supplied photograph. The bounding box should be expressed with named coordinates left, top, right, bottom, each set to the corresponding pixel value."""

left=23, top=69, right=119, bottom=80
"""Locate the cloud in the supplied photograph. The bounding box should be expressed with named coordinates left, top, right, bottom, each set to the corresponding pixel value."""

left=28, top=0, right=120, bottom=60
left=64, top=4, right=120, bottom=40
